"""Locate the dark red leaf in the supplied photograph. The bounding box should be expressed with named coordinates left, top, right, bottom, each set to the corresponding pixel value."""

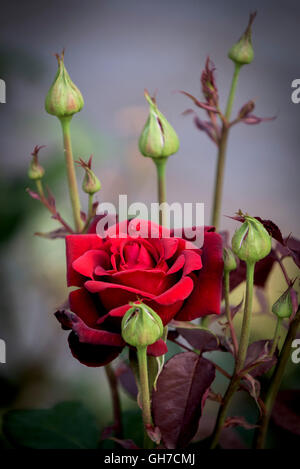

left=254, top=217, right=284, bottom=245
left=167, top=329, right=180, bottom=341
left=176, top=328, right=219, bottom=354
left=242, top=340, right=276, bottom=377
left=152, top=352, right=215, bottom=448
left=229, top=251, right=276, bottom=291
left=272, top=390, right=300, bottom=436
left=228, top=213, right=284, bottom=245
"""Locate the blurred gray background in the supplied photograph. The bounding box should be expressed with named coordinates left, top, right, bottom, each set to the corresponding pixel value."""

left=0, top=0, right=299, bottom=446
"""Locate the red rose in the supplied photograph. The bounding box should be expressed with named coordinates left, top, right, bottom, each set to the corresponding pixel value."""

left=55, top=219, right=223, bottom=366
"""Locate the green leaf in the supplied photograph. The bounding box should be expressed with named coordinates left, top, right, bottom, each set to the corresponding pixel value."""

left=2, top=401, right=100, bottom=449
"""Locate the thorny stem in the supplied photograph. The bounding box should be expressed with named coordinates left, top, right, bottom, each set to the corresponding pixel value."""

left=34, top=179, right=73, bottom=233
left=254, top=308, right=300, bottom=449
left=104, top=363, right=123, bottom=439
left=154, top=157, right=168, bottom=227
left=137, top=346, right=154, bottom=449
left=224, top=270, right=239, bottom=357
left=210, top=261, right=255, bottom=449
left=211, top=63, right=241, bottom=230
left=60, top=116, right=84, bottom=232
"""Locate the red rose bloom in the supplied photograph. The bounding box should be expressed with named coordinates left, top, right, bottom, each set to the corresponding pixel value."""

left=55, top=219, right=223, bottom=366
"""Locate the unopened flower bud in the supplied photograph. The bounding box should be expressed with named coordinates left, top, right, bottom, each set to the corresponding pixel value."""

left=45, top=50, right=84, bottom=119
left=228, top=12, right=256, bottom=66
left=139, top=90, right=179, bottom=158
left=76, top=156, right=101, bottom=195
left=121, top=302, right=163, bottom=348
left=272, top=286, right=293, bottom=319
left=238, top=100, right=255, bottom=119
left=231, top=215, right=271, bottom=264
left=223, top=247, right=237, bottom=272
left=28, top=145, right=45, bottom=180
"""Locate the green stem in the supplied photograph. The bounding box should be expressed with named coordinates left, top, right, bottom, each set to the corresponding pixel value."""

left=104, top=364, right=123, bottom=439
left=270, top=317, right=283, bottom=357
left=211, top=63, right=241, bottom=230
left=154, top=157, right=168, bottom=227
left=210, top=260, right=255, bottom=449
left=254, top=309, right=300, bottom=449
left=225, top=64, right=242, bottom=120
left=88, top=193, right=94, bottom=219
left=60, top=116, right=84, bottom=232
left=35, top=179, right=45, bottom=199
left=224, top=270, right=238, bottom=357
left=137, top=346, right=154, bottom=449
left=235, top=261, right=255, bottom=372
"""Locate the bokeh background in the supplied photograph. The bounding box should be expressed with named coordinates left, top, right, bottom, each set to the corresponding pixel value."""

left=0, top=0, right=299, bottom=448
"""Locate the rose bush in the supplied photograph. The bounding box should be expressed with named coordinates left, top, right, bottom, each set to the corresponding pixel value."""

left=55, top=219, right=223, bottom=366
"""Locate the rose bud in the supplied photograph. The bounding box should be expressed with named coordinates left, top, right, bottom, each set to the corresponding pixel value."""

left=76, top=156, right=101, bottom=195
left=139, top=90, right=179, bottom=158
left=272, top=286, right=293, bottom=319
left=45, top=50, right=84, bottom=119
left=28, top=145, right=45, bottom=180
left=223, top=247, right=237, bottom=272
left=231, top=215, right=271, bottom=264
left=228, top=12, right=256, bottom=66
left=238, top=100, right=255, bottom=120
left=121, top=302, right=164, bottom=348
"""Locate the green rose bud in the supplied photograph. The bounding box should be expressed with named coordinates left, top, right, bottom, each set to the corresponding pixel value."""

left=76, top=156, right=101, bottom=195
left=45, top=50, right=84, bottom=119
left=121, top=302, right=163, bottom=348
left=231, top=215, right=272, bottom=264
left=28, top=145, right=45, bottom=180
left=139, top=90, right=180, bottom=158
left=272, top=286, right=294, bottom=319
left=228, top=12, right=256, bottom=66
left=223, top=247, right=237, bottom=272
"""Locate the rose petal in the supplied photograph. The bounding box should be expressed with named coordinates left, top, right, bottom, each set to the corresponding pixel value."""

left=155, top=276, right=194, bottom=305
left=167, top=254, right=185, bottom=275
left=55, top=309, right=124, bottom=347
left=85, top=280, right=155, bottom=310
left=144, top=300, right=184, bottom=326
left=176, top=231, right=223, bottom=320
left=72, top=249, right=110, bottom=279
left=66, top=235, right=103, bottom=287
left=112, top=269, right=173, bottom=295
left=68, top=332, right=123, bottom=367
left=147, top=339, right=168, bottom=356
left=182, top=250, right=202, bottom=276
left=69, top=288, right=101, bottom=327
